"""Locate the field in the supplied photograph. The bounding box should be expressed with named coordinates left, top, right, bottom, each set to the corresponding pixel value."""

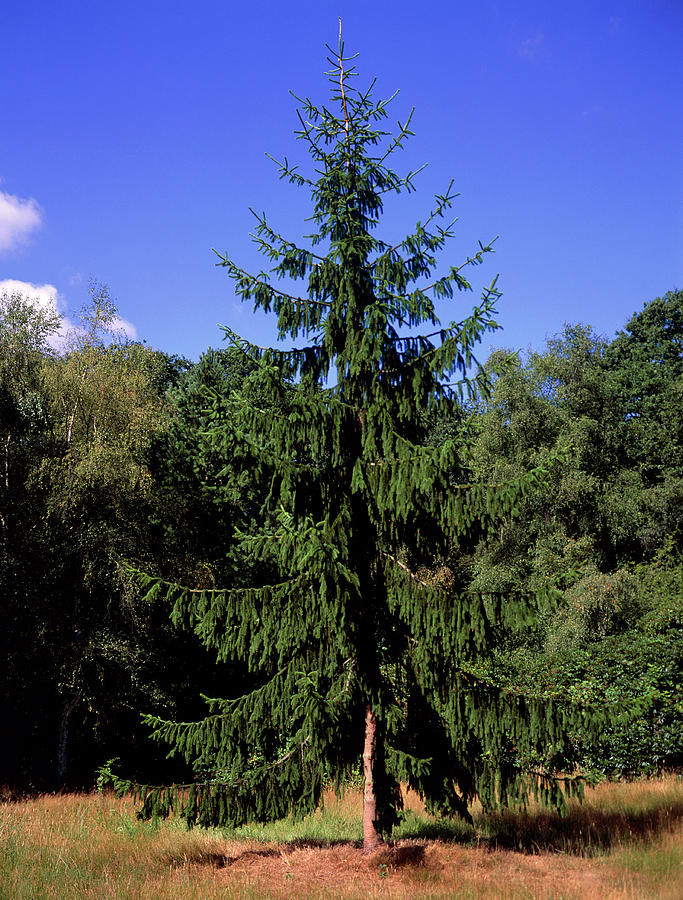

left=1, top=778, right=681, bottom=899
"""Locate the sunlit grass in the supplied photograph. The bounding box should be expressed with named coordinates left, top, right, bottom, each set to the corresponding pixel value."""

left=1, top=777, right=681, bottom=899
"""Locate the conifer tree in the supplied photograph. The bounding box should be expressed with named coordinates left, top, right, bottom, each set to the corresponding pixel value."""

left=112, top=29, right=605, bottom=850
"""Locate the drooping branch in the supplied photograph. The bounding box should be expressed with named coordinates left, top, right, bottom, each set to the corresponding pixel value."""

left=374, top=107, right=416, bottom=167
left=249, top=209, right=324, bottom=271
left=371, top=180, right=460, bottom=267
left=212, top=254, right=331, bottom=308
left=265, top=151, right=317, bottom=186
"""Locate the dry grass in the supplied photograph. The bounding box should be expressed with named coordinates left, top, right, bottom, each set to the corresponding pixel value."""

left=1, top=777, right=681, bottom=899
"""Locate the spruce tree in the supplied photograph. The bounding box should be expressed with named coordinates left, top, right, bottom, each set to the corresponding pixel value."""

left=113, top=30, right=604, bottom=850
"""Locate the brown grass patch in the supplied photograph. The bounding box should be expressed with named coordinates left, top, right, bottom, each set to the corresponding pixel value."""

left=192, top=836, right=681, bottom=899
left=1, top=778, right=681, bottom=899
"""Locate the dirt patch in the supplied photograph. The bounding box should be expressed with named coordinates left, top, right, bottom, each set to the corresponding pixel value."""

left=206, top=838, right=647, bottom=899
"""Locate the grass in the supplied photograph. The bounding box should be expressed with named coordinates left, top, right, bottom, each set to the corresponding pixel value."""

left=0, top=777, right=681, bottom=899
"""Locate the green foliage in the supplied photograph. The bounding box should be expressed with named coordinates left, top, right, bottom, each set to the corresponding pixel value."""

left=506, top=622, right=682, bottom=777
left=605, top=289, right=683, bottom=481
left=466, top=312, right=683, bottom=776
left=0, top=290, right=62, bottom=787
left=117, top=35, right=610, bottom=839
left=0, top=284, right=219, bottom=789
left=544, top=569, right=641, bottom=653
left=149, top=346, right=280, bottom=577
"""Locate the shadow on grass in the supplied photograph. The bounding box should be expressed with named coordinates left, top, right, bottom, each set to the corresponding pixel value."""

left=368, top=844, right=428, bottom=867
left=166, top=795, right=683, bottom=869
left=166, top=838, right=353, bottom=870
left=198, top=848, right=281, bottom=868
left=165, top=789, right=683, bottom=867
left=400, top=797, right=683, bottom=855
left=397, top=818, right=473, bottom=843
left=167, top=839, right=430, bottom=870
left=486, top=798, right=683, bottom=854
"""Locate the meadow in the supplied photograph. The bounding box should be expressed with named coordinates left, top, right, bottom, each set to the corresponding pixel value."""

left=1, top=777, right=681, bottom=899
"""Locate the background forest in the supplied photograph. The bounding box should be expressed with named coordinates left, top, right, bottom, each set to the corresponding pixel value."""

left=1, top=283, right=681, bottom=793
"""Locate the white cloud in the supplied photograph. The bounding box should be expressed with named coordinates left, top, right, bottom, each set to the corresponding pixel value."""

left=0, top=278, right=62, bottom=316
left=0, top=279, right=138, bottom=346
left=0, top=278, right=68, bottom=347
left=0, top=191, right=43, bottom=252
left=112, top=315, right=137, bottom=340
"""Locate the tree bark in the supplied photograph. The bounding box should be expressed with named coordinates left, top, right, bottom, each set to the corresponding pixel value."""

left=362, top=704, right=383, bottom=852
left=57, top=690, right=82, bottom=786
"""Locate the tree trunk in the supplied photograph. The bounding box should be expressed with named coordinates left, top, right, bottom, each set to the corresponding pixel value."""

left=362, top=704, right=383, bottom=852
left=57, top=690, right=82, bottom=786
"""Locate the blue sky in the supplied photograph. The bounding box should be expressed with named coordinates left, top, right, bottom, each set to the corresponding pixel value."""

left=1, top=0, right=681, bottom=361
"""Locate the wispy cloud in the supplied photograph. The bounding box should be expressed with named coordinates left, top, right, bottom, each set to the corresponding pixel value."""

left=112, top=315, right=137, bottom=340
left=518, top=33, right=546, bottom=61
left=0, top=190, right=43, bottom=252
left=67, top=271, right=84, bottom=287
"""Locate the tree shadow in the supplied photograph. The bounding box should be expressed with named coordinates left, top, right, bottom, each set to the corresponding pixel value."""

left=367, top=843, right=428, bottom=867
left=166, top=838, right=351, bottom=870
left=487, top=798, right=683, bottom=854
left=400, top=796, right=683, bottom=855
left=397, top=819, right=473, bottom=843
left=165, top=789, right=683, bottom=867
left=198, top=848, right=281, bottom=868
left=167, top=838, right=430, bottom=870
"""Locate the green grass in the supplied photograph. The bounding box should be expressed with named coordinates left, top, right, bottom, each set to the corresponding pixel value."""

left=619, top=838, right=682, bottom=876
left=1, top=778, right=681, bottom=899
